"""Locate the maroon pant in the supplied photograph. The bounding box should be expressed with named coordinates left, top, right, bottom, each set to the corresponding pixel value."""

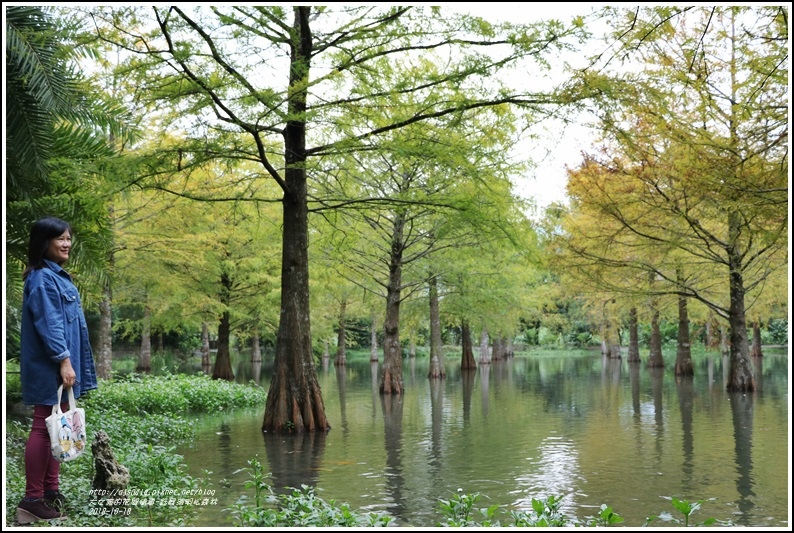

left=25, top=403, right=68, bottom=499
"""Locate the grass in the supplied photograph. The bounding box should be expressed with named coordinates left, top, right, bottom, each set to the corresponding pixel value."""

left=4, top=371, right=265, bottom=527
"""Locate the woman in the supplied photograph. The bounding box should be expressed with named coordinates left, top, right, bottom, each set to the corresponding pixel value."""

left=16, top=217, right=98, bottom=524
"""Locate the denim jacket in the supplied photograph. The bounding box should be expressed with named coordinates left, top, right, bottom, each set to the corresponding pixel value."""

left=20, top=259, right=98, bottom=406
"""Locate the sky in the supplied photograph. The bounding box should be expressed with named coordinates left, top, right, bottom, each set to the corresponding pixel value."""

left=447, top=2, right=609, bottom=216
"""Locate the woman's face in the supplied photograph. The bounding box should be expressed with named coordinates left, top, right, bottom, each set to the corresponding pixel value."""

left=46, top=230, right=72, bottom=265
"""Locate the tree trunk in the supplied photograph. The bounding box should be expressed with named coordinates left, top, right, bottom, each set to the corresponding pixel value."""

left=750, top=321, right=763, bottom=358
left=705, top=314, right=720, bottom=350
left=96, top=283, right=113, bottom=380
left=719, top=323, right=729, bottom=355
left=212, top=270, right=235, bottom=381
left=627, top=307, right=641, bottom=363
left=725, top=230, right=755, bottom=392
left=600, top=301, right=610, bottom=357
left=379, top=213, right=405, bottom=395
left=212, top=309, right=235, bottom=381
left=370, top=309, right=379, bottom=362
left=409, top=337, right=416, bottom=359
left=136, top=306, right=151, bottom=372
left=251, top=327, right=262, bottom=363
left=335, top=299, right=347, bottom=366
left=262, top=7, right=329, bottom=432
left=675, top=291, right=694, bottom=376
left=322, top=340, right=330, bottom=369
left=460, top=319, right=476, bottom=370
left=647, top=302, right=664, bottom=368
left=602, top=301, right=620, bottom=359
left=478, top=327, right=490, bottom=364
left=496, top=336, right=507, bottom=360
left=427, top=274, right=445, bottom=379
left=201, top=322, right=211, bottom=372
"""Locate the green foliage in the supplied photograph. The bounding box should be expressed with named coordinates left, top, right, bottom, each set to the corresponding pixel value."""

left=638, top=320, right=679, bottom=347
left=437, top=490, right=501, bottom=526
left=226, top=458, right=394, bottom=527
left=644, top=497, right=732, bottom=527
left=4, top=359, right=22, bottom=404
left=584, top=504, right=625, bottom=527
left=436, top=491, right=612, bottom=527
left=5, top=5, right=136, bottom=316
left=5, top=374, right=265, bottom=527
left=82, top=372, right=266, bottom=416
left=763, top=319, right=788, bottom=345
left=437, top=491, right=725, bottom=528
left=538, top=326, right=564, bottom=348
left=563, top=320, right=596, bottom=348
left=510, top=494, right=575, bottom=526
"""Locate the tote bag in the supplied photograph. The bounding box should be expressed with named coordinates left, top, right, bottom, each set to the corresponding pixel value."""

left=45, top=385, right=87, bottom=462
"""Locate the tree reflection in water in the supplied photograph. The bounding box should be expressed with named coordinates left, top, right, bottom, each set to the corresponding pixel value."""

left=262, top=430, right=327, bottom=498
left=729, top=391, right=755, bottom=526
left=381, top=392, right=407, bottom=519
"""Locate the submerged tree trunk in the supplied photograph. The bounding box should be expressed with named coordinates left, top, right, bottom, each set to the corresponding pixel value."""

left=335, top=299, right=347, bottom=366
left=212, top=308, right=235, bottom=381
left=705, top=314, right=720, bottom=350
left=262, top=7, right=329, bottom=432
left=719, top=323, right=729, bottom=355
left=601, top=301, right=621, bottom=359
left=627, top=307, right=641, bottom=363
left=491, top=337, right=500, bottom=361
left=460, top=319, right=476, bottom=370
left=251, top=327, right=262, bottom=363
left=647, top=302, right=664, bottom=368
left=262, top=171, right=329, bottom=431
left=725, top=229, right=755, bottom=392
left=750, top=321, right=763, bottom=358
left=212, top=270, right=235, bottom=381
left=96, top=283, right=113, bottom=380
left=370, top=309, right=379, bottom=363
left=201, top=322, right=211, bottom=372
left=379, top=213, right=405, bottom=395
left=506, top=336, right=515, bottom=358
left=427, top=274, right=445, bottom=379
left=478, top=327, right=490, bottom=364
left=136, top=306, right=151, bottom=372
left=675, top=290, right=694, bottom=376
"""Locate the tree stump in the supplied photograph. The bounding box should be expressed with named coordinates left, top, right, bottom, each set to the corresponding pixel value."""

left=91, top=430, right=130, bottom=492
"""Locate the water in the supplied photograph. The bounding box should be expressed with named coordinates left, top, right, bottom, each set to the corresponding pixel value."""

left=178, top=350, right=790, bottom=528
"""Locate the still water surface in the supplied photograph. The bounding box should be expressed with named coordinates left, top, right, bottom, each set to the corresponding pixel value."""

left=178, top=350, right=790, bottom=528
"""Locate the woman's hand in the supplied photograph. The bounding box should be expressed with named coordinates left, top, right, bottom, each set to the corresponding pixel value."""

left=60, top=358, right=76, bottom=388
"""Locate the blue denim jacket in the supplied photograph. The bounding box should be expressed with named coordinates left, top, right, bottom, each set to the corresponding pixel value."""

left=20, top=259, right=98, bottom=406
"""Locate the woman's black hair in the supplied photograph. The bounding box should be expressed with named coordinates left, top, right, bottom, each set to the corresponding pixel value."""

left=22, top=217, right=72, bottom=279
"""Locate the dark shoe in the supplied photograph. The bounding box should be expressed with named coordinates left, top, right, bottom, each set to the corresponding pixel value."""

left=44, top=490, right=67, bottom=511
left=16, top=498, right=67, bottom=524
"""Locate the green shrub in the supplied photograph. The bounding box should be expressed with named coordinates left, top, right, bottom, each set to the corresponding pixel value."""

left=5, top=373, right=265, bottom=527
left=4, top=358, right=22, bottom=404
left=82, top=372, right=266, bottom=416
left=226, top=457, right=393, bottom=527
